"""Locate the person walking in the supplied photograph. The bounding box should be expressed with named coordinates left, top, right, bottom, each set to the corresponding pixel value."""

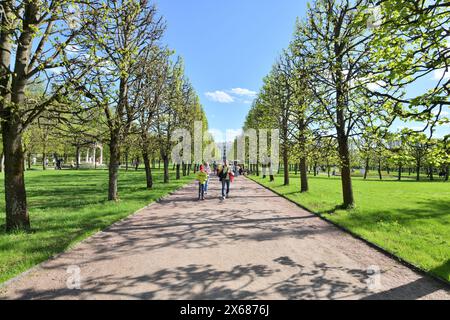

left=204, top=162, right=211, bottom=194
left=196, top=164, right=208, bottom=200
left=218, top=160, right=233, bottom=200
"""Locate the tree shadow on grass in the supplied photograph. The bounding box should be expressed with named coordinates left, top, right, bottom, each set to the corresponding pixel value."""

left=430, top=260, right=450, bottom=283
left=331, top=198, right=450, bottom=228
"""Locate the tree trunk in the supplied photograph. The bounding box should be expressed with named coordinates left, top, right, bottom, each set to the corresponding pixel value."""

left=283, top=146, right=289, bottom=185
left=2, top=125, right=30, bottom=231
left=163, top=155, right=169, bottom=183
left=1, top=0, right=38, bottom=230
left=108, top=135, right=120, bottom=201
left=27, top=152, right=31, bottom=170
left=416, top=159, right=421, bottom=181
left=42, top=150, right=46, bottom=170
left=429, top=166, right=434, bottom=181
left=378, top=159, right=382, bottom=180
left=445, top=165, right=449, bottom=182
left=142, top=151, right=153, bottom=189
left=300, top=157, right=308, bottom=193
left=0, top=151, right=3, bottom=172
left=327, top=160, right=331, bottom=178
left=398, top=164, right=402, bottom=181
left=75, top=146, right=80, bottom=170
left=135, top=157, right=139, bottom=171
left=125, top=151, right=129, bottom=171
left=176, top=164, right=180, bottom=180
left=337, top=135, right=354, bottom=208
left=182, top=162, right=186, bottom=176
left=363, top=157, right=369, bottom=179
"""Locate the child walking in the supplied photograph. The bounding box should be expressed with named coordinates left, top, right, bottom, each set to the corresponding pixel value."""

left=196, top=164, right=208, bottom=200
left=204, top=162, right=211, bottom=194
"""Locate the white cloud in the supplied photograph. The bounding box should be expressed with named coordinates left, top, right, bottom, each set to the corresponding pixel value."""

left=367, top=82, right=380, bottom=91
left=230, top=88, right=257, bottom=97
left=205, top=91, right=234, bottom=103
left=367, top=80, right=386, bottom=91
left=432, top=109, right=449, bottom=116
left=226, top=128, right=243, bottom=141
left=205, top=87, right=257, bottom=104
left=65, top=44, right=80, bottom=53
left=432, top=68, right=450, bottom=81
left=208, top=128, right=243, bottom=143
left=47, top=67, right=64, bottom=75
left=208, top=129, right=225, bottom=142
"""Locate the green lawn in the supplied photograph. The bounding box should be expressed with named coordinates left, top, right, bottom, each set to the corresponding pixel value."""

left=0, top=168, right=192, bottom=283
left=250, top=173, right=450, bottom=283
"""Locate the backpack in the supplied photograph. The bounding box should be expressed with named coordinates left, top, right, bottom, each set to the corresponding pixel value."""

left=219, top=167, right=228, bottom=181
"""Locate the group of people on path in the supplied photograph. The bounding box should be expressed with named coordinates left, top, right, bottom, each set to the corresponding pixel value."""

left=196, top=160, right=239, bottom=200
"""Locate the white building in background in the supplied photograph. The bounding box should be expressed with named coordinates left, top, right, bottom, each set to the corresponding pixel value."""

left=81, top=143, right=104, bottom=166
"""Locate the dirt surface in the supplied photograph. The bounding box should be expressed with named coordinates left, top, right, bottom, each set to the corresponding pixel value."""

left=1, top=175, right=449, bottom=300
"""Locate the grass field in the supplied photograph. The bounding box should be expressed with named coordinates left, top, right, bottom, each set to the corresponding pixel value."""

left=250, top=173, right=450, bottom=283
left=0, top=168, right=193, bottom=283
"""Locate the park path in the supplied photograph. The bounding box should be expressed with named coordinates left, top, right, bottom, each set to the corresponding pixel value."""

left=1, top=175, right=449, bottom=300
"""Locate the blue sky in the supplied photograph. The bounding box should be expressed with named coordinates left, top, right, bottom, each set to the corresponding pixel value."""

left=156, top=0, right=449, bottom=141
left=156, top=0, right=307, bottom=141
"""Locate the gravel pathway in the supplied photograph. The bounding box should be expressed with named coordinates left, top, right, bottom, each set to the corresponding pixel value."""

left=1, top=175, right=449, bottom=300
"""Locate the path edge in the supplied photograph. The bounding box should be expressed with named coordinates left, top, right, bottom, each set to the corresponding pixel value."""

left=247, top=176, right=450, bottom=290
left=0, top=180, right=194, bottom=291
